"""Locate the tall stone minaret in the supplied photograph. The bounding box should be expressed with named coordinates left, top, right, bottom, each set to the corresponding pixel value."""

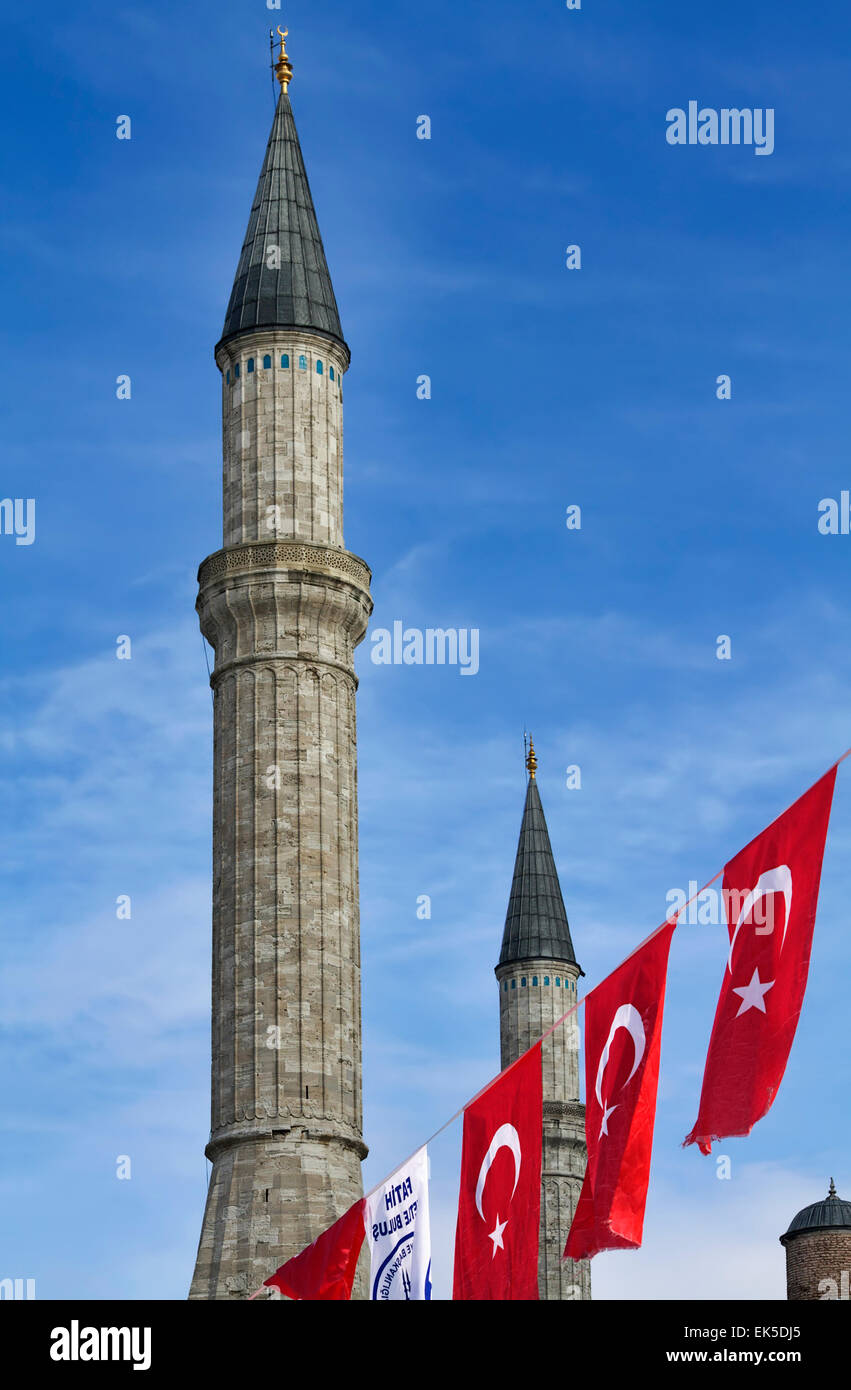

left=495, top=741, right=591, bottom=1300
left=190, top=32, right=372, bottom=1299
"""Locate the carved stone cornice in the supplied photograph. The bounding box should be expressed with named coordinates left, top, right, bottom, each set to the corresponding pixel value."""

left=197, top=540, right=371, bottom=595
left=204, top=1121, right=369, bottom=1164
left=543, top=1099, right=587, bottom=1121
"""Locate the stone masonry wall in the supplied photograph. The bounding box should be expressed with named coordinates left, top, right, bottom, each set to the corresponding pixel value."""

left=785, top=1231, right=851, bottom=1301
left=218, top=330, right=347, bottom=550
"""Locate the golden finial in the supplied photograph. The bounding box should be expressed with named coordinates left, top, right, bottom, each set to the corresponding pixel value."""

left=526, top=737, right=537, bottom=780
left=273, top=25, right=293, bottom=92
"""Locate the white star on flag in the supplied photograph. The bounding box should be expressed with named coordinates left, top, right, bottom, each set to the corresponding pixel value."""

left=732, top=967, right=774, bottom=1017
left=488, top=1215, right=507, bottom=1257
left=599, top=1102, right=618, bottom=1137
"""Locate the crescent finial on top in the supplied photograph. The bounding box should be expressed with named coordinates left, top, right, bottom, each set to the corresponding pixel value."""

left=526, top=737, right=537, bottom=780
left=274, top=24, right=293, bottom=91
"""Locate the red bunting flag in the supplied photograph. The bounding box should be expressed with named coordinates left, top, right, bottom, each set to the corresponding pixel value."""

left=453, top=1043, right=542, bottom=1300
left=685, top=767, right=836, bottom=1155
left=565, top=922, right=676, bottom=1261
left=264, top=1199, right=366, bottom=1301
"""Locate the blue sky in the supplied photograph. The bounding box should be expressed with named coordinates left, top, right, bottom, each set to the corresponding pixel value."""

left=2, top=0, right=851, bottom=1299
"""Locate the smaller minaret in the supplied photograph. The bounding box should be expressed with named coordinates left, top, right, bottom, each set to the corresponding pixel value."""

left=495, top=741, right=590, bottom=1301
left=780, top=1179, right=851, bottom=1300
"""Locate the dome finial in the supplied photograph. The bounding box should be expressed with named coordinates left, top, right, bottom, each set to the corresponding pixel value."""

left=273, top=25, right=293, bottom=92
left=526, top=736, right=537, bottom=780
left=829, top=1177, right=837, bottom=1198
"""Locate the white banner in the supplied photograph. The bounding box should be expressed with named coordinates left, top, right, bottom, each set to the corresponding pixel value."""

left=365, top=1146, right=432, bottom=1300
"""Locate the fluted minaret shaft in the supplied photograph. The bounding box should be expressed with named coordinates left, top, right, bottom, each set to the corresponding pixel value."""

left=190, top=75, right=371, bottom=1299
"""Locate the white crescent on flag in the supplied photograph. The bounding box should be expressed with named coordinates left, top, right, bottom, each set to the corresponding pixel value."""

left=475, top=1123, right=521, bottom=1220
left=727, top=865, right=792, bottom=973
left=594, top=1003, right=646, bottom=1109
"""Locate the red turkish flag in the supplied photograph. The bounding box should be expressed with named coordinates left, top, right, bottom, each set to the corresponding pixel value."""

left=453, top=1043, right=542, bottom=1300
left=264, top=1199, right=366, bottom=1301
left=565, top=922, right=675, bottom=1261
left=685, top=768, right=836, bottom=1154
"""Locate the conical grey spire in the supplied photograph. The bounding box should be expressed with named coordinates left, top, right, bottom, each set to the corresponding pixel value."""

left=220, top=92, right=345, bottom=350
left=498, top=778, right=581, bottom=969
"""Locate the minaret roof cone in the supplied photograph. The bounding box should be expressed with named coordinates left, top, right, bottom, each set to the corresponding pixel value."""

left=220, top=41, right=346, bottom=353
left=497, top=747, right=582, bottom=971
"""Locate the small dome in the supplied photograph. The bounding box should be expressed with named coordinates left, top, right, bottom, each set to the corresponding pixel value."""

left=781, top=1180, right=851, bottom=1242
